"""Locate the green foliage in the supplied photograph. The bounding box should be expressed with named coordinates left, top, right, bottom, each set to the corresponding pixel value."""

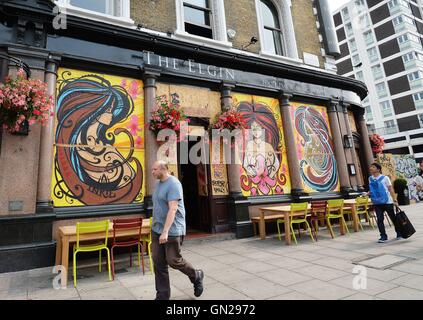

left=393, top=178, right=408, bottom=193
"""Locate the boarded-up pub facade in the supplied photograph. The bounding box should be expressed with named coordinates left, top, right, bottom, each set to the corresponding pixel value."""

left=0, top=0, right=371, bottom=272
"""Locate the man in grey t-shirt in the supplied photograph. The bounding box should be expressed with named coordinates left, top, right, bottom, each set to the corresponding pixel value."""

left=151, top=160, right=204, bottom=300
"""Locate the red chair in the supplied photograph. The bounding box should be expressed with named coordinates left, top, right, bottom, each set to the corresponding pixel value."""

left=111, top=217, right=145, bottom=280
left=309, top=201, right=327, bottom=241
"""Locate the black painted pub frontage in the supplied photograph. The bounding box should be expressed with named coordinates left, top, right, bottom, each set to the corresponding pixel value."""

left=0, top=0, right=371, bottom=273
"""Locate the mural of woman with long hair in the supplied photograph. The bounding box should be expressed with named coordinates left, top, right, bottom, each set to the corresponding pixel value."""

left=237, top=101, right=287, bottom=196
left=53, top=71, right=143, bottom=206
left=294, top=105, right=338, bottom=192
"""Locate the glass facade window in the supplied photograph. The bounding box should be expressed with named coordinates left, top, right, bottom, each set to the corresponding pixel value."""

left=346, top=23, right=353, bottom=36
left=183, top=0, right=213, bottom=38
left=363, top=30, right=374, bottom=45
left=359, top=14, right=370, bottom=29
left=381, top=101, right=393, bottom=117
left=398, top=33, right=420, bottom=44
left=408, top=71, right=422, bottom=81
left=69, top=0, right=118, bottom=16
left=350, top=39, right=357, bottom=52
left=365, top=105, right=373, bottom=121
left=413, top=92, right=423, bottom=101
left=403, top=52, right=416, bottom=63
left=367, top=47, right=378, bottom=62
left=384, top=120, right=397, bottom=134
left=376, top=82, right=387, bottom=97
left=355, top=0, right=366, bottom=12
left=342, top=7, right=350, bottom=20
left=388, top=0, right=410, bottom=10
left=259, top=0, right=284, bottom=56
left=398, top=34, right=409, bottom=44
left=372, top=65, right=383, bottom=79
left=352, top=54, right=361, bottom=65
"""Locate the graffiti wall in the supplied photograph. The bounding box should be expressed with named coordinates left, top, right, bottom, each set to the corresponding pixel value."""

left=233, top=93, right=291, bottom=197
left=392, top=154, right=420, bottom=201
left=290, top=102, right=340, bottom=193
left=52, top=69, right=145, bottom=207
left=376, top=153, right=397, bottom=182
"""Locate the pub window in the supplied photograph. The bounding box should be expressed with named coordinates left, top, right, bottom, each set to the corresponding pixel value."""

left=258, top=0, right=284, bottom=56
left=69, top=0, right=113, bottom=15
left=183, top=0, right=213, bottom=39
left=54, top=0, right=133, bottom=25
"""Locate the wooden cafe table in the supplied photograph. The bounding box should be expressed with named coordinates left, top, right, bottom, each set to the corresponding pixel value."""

left=258, top=199, right=369, bottom=245
left=55, top=219, right=150, bottom=287
left=258, top=205, right=314, bottom=245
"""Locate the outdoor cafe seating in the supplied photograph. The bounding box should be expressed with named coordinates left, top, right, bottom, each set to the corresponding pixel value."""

left=256, top=196, right=378, bottom=245
left=56, top=216, right=153, bottom=288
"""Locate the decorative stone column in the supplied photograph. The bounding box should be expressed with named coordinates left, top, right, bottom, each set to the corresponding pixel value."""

left=356, top=109, right=374, bottom=176
left=327, top=100, right=353, bottom=197
left=143, top=67, right=161, bottom=217
left=220, top=82, right=252, bottom=238
left=341, top=103, right=364, bottom=192
left=220, top=81, right=235, bottom=112
left=337, top=103, right=358, bottom=192
left=36, top=56, right=60, bottom=213
left=279, top=92, right=309, bottom=201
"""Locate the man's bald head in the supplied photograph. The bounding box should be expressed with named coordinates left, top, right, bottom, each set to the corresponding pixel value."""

left=152, top=160, right=169, bottom=180
left=155, top=160, right=169, bottom=170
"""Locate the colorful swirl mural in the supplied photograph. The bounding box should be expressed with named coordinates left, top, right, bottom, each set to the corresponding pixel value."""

left=291, top=103, right=339, bottom=193
left=52, top=69, right=145, bottom=207
left=233, top=94, right=291, bottom=196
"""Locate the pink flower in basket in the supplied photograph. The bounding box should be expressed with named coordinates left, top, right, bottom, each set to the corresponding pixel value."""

left=0, top=68, right=54, bottom=133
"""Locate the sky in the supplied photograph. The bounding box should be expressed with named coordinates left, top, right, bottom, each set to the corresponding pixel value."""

left=329, top=0, right=351, bottom=13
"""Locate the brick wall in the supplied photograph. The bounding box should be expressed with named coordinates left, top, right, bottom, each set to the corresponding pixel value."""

left=224, top=0, right=261, bottom=53
left=131, top=0, right=177, bottom=33
left=291, top=0, right=324, bottom=67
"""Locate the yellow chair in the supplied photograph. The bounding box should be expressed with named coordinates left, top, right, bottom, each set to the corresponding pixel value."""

left=277, top=202, right=314, bottom=245
left=326, top=199, right=350, bottom=238
left=73, top=220, right=112, bottom=287
left=140, top=217, right=154, bottom=275
left=355, top=196, right=375, bottom=230
left=276, top=216, right=285, bottom=241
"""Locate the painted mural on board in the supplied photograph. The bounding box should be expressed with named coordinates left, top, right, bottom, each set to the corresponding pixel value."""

left=52, top=69, right=145, bottom=207
left=232, top=93, right=291, bottom=197
left=290, top=102, right=340, bottom=193
left=210, top=140, right=229, bottom=196
left=376, top=153, right=397, bottom=183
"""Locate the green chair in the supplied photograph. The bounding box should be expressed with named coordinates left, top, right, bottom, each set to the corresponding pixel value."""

left=73, top=220, right=112, bottom=287
left=278, top=202, right=314, bottom=245
left=355, top=196, right=375, bottom=230
left=326, top=199, right=350, bottom=238
left=140, top=217, right=154, bottom=275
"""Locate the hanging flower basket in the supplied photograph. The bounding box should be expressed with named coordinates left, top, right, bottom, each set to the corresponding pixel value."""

left=0, top=68, right=54, bottom=135
left=370, top=133, right=385, bottom=154
left=210, top=108, right=247, bottom=132
left=209, top=108, right=247, bottom=151
left=149, top=94, right=189, bottom=139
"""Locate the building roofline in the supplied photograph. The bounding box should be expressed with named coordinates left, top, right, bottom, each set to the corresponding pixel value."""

left=0, top=0, right=368, bottom=100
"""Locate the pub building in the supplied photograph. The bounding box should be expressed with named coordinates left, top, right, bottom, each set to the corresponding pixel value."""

left=0, top=0, right=371, bottom=272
